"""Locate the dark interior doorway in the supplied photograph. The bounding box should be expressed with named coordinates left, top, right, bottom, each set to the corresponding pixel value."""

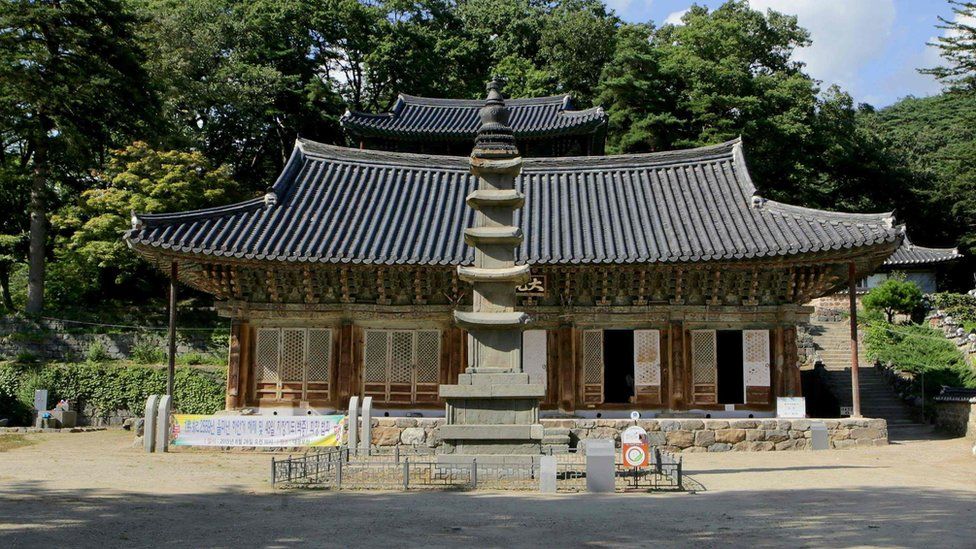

left=603, top=330, right=634, bottom=403
left=717, top=330, right=744, bottom=404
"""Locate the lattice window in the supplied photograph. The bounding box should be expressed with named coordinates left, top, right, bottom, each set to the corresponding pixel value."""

left=634, top=330, right=661, bottom=386
left=364, top=330, right=389, bottom=383
left=582, top=330, right=604, bottom=385
left=415, top=330, right=440, bottom=384
left=743, top=330, right=771, bottom=386
left=390, top=331, right=414, bottom=384
left=280, top=328, right=305, bottom=382
left=306, top=329, right=332, bottom=383
left=691, top=330, right=717, bottom=384
left=255, top=328, right=280, bottom=382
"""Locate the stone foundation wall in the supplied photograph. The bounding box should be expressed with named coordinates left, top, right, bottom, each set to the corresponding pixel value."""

left=366, top=417, right=887, bottom=451
left=934, top=402, right=976, bottom=439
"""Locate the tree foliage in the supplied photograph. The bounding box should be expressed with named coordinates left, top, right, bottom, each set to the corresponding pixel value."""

left=862, top=275, right=925, bottom=324
left=922, top=0, right=976, bottom=91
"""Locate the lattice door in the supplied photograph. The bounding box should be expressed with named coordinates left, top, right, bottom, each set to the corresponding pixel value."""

left=362, top=329, right=441, bottom=404
left=742, top=330, right=770, bottom=404
left=582, top=330, right=604, bottom=404
left=634, top=330, right=661, bottom=403
left=255, top=328, right=280, bottom=400
left=691, top=330, right=717, bottom=404
left=305, top=328, right=333, bottom=403
left=279, top=328, right=305, bottom=400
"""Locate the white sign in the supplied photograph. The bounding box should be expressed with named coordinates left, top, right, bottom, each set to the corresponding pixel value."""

left=839, top=406, right=853, bottom=417
left=776, top=397, right=807, bottom=419
left=171, top=414, right=345, bottom=447
left=621, top=425, right=648, bottom=445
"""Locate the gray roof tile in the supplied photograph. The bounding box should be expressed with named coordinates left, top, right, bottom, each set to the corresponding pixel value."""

left=884, top=237, right=962, bottom=266
left=127, top=138, right=902, bottom=266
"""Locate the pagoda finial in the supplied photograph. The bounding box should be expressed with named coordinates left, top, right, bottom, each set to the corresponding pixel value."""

left=472, top=76, right=519, bottom=158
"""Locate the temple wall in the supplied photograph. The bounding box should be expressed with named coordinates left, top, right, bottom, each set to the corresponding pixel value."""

left=934, top=401, right=976, bottom=439
left=365, top=417, right=888, bottom=452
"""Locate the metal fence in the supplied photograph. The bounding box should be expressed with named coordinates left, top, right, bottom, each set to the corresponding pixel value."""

left=272, top=445, right=686, bottom=492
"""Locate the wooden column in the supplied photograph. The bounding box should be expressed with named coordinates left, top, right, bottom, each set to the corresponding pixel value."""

left=441, top=327, right=465, bottom=386
left=849, top=262, right=862, bottom=417
left=167, top=261, right=178, bottom=397
left=783, top=325, right=800, bottom=396
left=336, top=323, right=355, bottom=409
left=772, top=326, right=785, bottom=398
left=556, top=324, right=575, bottom=412
left=225, top=320, right=244, bottom=410
left=668, top=322, right=686, bottom=410
left=237, top=324, right=251, bottom=408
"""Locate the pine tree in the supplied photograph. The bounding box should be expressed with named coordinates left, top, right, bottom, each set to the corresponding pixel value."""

left=921, top=0, right=976, bottom=91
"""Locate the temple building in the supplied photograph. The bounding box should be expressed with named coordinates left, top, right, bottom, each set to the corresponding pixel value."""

left=341, top=93, right=607, bottom=156
left=126, top=86, right=903, bottom=418
left=862, top=237, right=961, bottom=293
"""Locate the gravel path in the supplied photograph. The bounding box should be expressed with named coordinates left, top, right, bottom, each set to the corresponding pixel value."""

left=1, top=430, right=974, bottom=548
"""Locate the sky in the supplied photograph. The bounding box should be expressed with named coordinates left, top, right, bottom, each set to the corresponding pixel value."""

left=604, top=0, right=959, bottom=107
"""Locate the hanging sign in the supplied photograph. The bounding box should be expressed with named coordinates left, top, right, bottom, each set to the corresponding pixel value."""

left=170, top=414, right=345, bottom=447
left=621, top=425, right=650, bottom=468
left=516, top=275, right=546, bottom=296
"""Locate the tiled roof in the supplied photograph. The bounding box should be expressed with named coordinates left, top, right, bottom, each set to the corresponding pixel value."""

left=341, top=94, right=607, bottom=141
left=884, top=238, right=962, bottom=266
left=934, top=386, right=976, bottom=403
left=126, top=138, right=902, bottom=266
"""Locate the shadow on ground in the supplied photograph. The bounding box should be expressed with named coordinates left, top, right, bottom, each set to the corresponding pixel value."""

left=2, top=481, right=974, bottom=548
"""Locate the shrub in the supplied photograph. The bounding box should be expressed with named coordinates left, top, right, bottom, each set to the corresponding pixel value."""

left=862, top=275, right=924, bottom=323
left=14, top=350, right=38, bottom=364
left=176, top=352, right=224, bottom=366
left=131, top=338, right=165, bottom=364
left=864, top=321, right=976, bottom=391
left=931, top=292, right=976, bottom=330
left=85, top=340, right=110, bottom=363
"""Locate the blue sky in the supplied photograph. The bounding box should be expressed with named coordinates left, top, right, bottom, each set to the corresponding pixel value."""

left=605, top=0, right=958, bottom=107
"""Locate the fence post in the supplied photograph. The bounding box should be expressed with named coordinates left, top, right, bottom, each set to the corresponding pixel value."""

left=677, top=458, right=683, bottom=490
left=337, top=454, right=343, bottom=489
left=403, top=458, right=410, bottom=491
left=287, top=454, right=293, bottom=483
left=471, top=458, right=477, bottom=489
left=271, top=456, right=276, bottom=488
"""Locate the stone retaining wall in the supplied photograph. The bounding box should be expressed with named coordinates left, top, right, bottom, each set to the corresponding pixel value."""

left=367, top=417, right=888, bottom=451
left=934, top=402, right=976, bottom=439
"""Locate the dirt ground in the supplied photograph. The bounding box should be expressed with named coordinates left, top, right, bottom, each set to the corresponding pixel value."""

left=0, top=430, right=974, bottom=548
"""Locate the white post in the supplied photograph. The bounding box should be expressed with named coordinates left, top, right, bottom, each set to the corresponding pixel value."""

left=347, top=396, right=359, bottom=451
left=144, top=394, right=159, bottom=453
left=540, top=455, right=557, bottom=493
left=585, top=439, right=615, bottom=493
left=155, top=394, right=172, bottom=453
left=360, top=396, right=373, bottom=454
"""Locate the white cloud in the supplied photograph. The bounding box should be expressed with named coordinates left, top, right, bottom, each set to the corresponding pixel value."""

left=748, top=0, right=896, bottom=91
left=605, top=0, right=653, bottom=20
left=664, top=9, right=689, bottom=26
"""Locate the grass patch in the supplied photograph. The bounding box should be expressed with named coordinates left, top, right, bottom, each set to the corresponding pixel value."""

left=0, top=434, right=35, bottom=452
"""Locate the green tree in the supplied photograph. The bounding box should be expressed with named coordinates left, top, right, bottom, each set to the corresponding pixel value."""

left=52, top=142, right=238, bottom=298
left=921, top=0, right=976, bottom=91
left=0, top=160, right=29, bottom=310
left=0, top=0, right=157, bottom=313
left=862, top=276, right=925, bottom=324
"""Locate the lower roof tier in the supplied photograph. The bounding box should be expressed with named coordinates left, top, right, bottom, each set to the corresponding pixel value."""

left=126, top=138, right=902, bottom=267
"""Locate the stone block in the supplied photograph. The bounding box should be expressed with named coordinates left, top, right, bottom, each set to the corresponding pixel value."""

left=694, top=430, right=715, bottom=447
left=417, top=418, right=442, bottom=429
left=774, top=439, right=797, bottom=451
left=793, top=439, right=808, bottom=450
left=590, top=427, right=619, bottom=441
left=775, top=420, right=792, bottom=430
left=715, top=429, right=746, bottom=444
left=577, top=420, right=596, bottom=429
left=704, top=419, right=730, bottom=430
left=707, top=443, right=732, bottom=452
left=729, top=420, right=758, bottom=429
left=851, top=428, right=884, bottom=441
left=372, top=426, right=400, bottom=446
left=658, top=419, right=680, bottom=432
left=823, top=420, right=840, bottom=429
left=400, top=427, right=426, bottom=445
left=753, top=441, right=775, bottom=451
left=677, top=419, right=705, bottom=431
left=789, top=430, right=805, bottom=439
left=745, top=429, right=765, bottom=441
left=613, top=420, right=633, bottom=429
left=831, top=429, right=850, bottom=441
left=638, top=420, right=661, bottom=431
left=394, top=418, right=418, bottom=428
left=646, top=431, right=666, bottom=446
left=666, top=430, right=695, bottom=448
left=791, top=419, right=812, bottom=431
left=683, top=447, right=707, bottom=453
left=833, top=439, right=856, bottom=449
left=866, top=419, right=887, bottom=430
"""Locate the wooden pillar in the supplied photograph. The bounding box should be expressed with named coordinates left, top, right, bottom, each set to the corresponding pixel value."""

left=556, top=324, right=575, bottom=412
left=772, top=326, right=785, bottom=398
left=167, top=261, right=178, bottom=397
left=668, top=322, right=686, bottom=410
left=849, top=262, right=862, bottom=417
left=441, top=327, right=465, bottom=386
left=237, top=324, right=251, bottom=408
left=783, top=325, right=800, bottom=397
left=336, top=322, right=355, bottom=410
left=225, top=320, right=244, bottom=410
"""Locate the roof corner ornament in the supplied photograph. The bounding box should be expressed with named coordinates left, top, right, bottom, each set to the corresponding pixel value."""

left=471, top=77, right=519, bottom=159
left=263, top=188, right=278, bottom=208
left=130, top=210, right=142, bottom=231
left=751, top=195, right=765, bottom=209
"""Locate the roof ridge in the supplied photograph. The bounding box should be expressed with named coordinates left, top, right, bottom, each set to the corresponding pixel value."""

left=397, top=93, right=571, bottom=107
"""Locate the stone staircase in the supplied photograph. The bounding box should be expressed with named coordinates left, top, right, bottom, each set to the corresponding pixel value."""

left=809, top=319, right=937, bottom=442
left=541, top=426, right=571, bottom=454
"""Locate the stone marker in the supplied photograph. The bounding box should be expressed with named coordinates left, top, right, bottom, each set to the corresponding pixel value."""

left=347, top=396, right=359, bottom=450
left=33, top=389, right=48, bottom=412
left=586, top=439, right=615, bottom=493
left=144, top=395, right=159, bottom=453
left=810, top=421, right=829, bottom=451
left=540, top=455, right=557, bottom=493
left=155, top=394, right=171, bottom=453
left=360, top=396, right=372, bottom=454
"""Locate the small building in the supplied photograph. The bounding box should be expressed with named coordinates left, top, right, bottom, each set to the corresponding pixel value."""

left=127, top=89, right=902, bottom=418
left=341, top=93, right=607, bottom=157
left=863, top=237, right=962, bottom=293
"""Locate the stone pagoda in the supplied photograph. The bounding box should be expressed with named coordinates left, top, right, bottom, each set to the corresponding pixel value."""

left=438, top=79, right=544, bottom=461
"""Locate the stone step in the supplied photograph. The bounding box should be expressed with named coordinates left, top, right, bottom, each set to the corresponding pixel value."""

left=542, top=427, right=571, bottom=437
left=541, top=444, right=571, bottom=454
left=542, top=435, right=570, bottom=444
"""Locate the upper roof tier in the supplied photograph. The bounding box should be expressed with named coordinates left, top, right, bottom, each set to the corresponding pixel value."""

left=883, top=237, right=962, bottom=267
left=341, top=94, right=607, bottom=142
left=126, top=138, right=902, bottom=267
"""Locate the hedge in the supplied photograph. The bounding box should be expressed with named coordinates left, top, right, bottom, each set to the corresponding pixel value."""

left=0, top=362, right=225, bottom=425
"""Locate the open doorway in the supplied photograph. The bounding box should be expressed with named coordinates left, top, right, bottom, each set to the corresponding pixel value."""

left=603, top=330, right=634, bottom=403
left=717, top=330, right=744, bottom=404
